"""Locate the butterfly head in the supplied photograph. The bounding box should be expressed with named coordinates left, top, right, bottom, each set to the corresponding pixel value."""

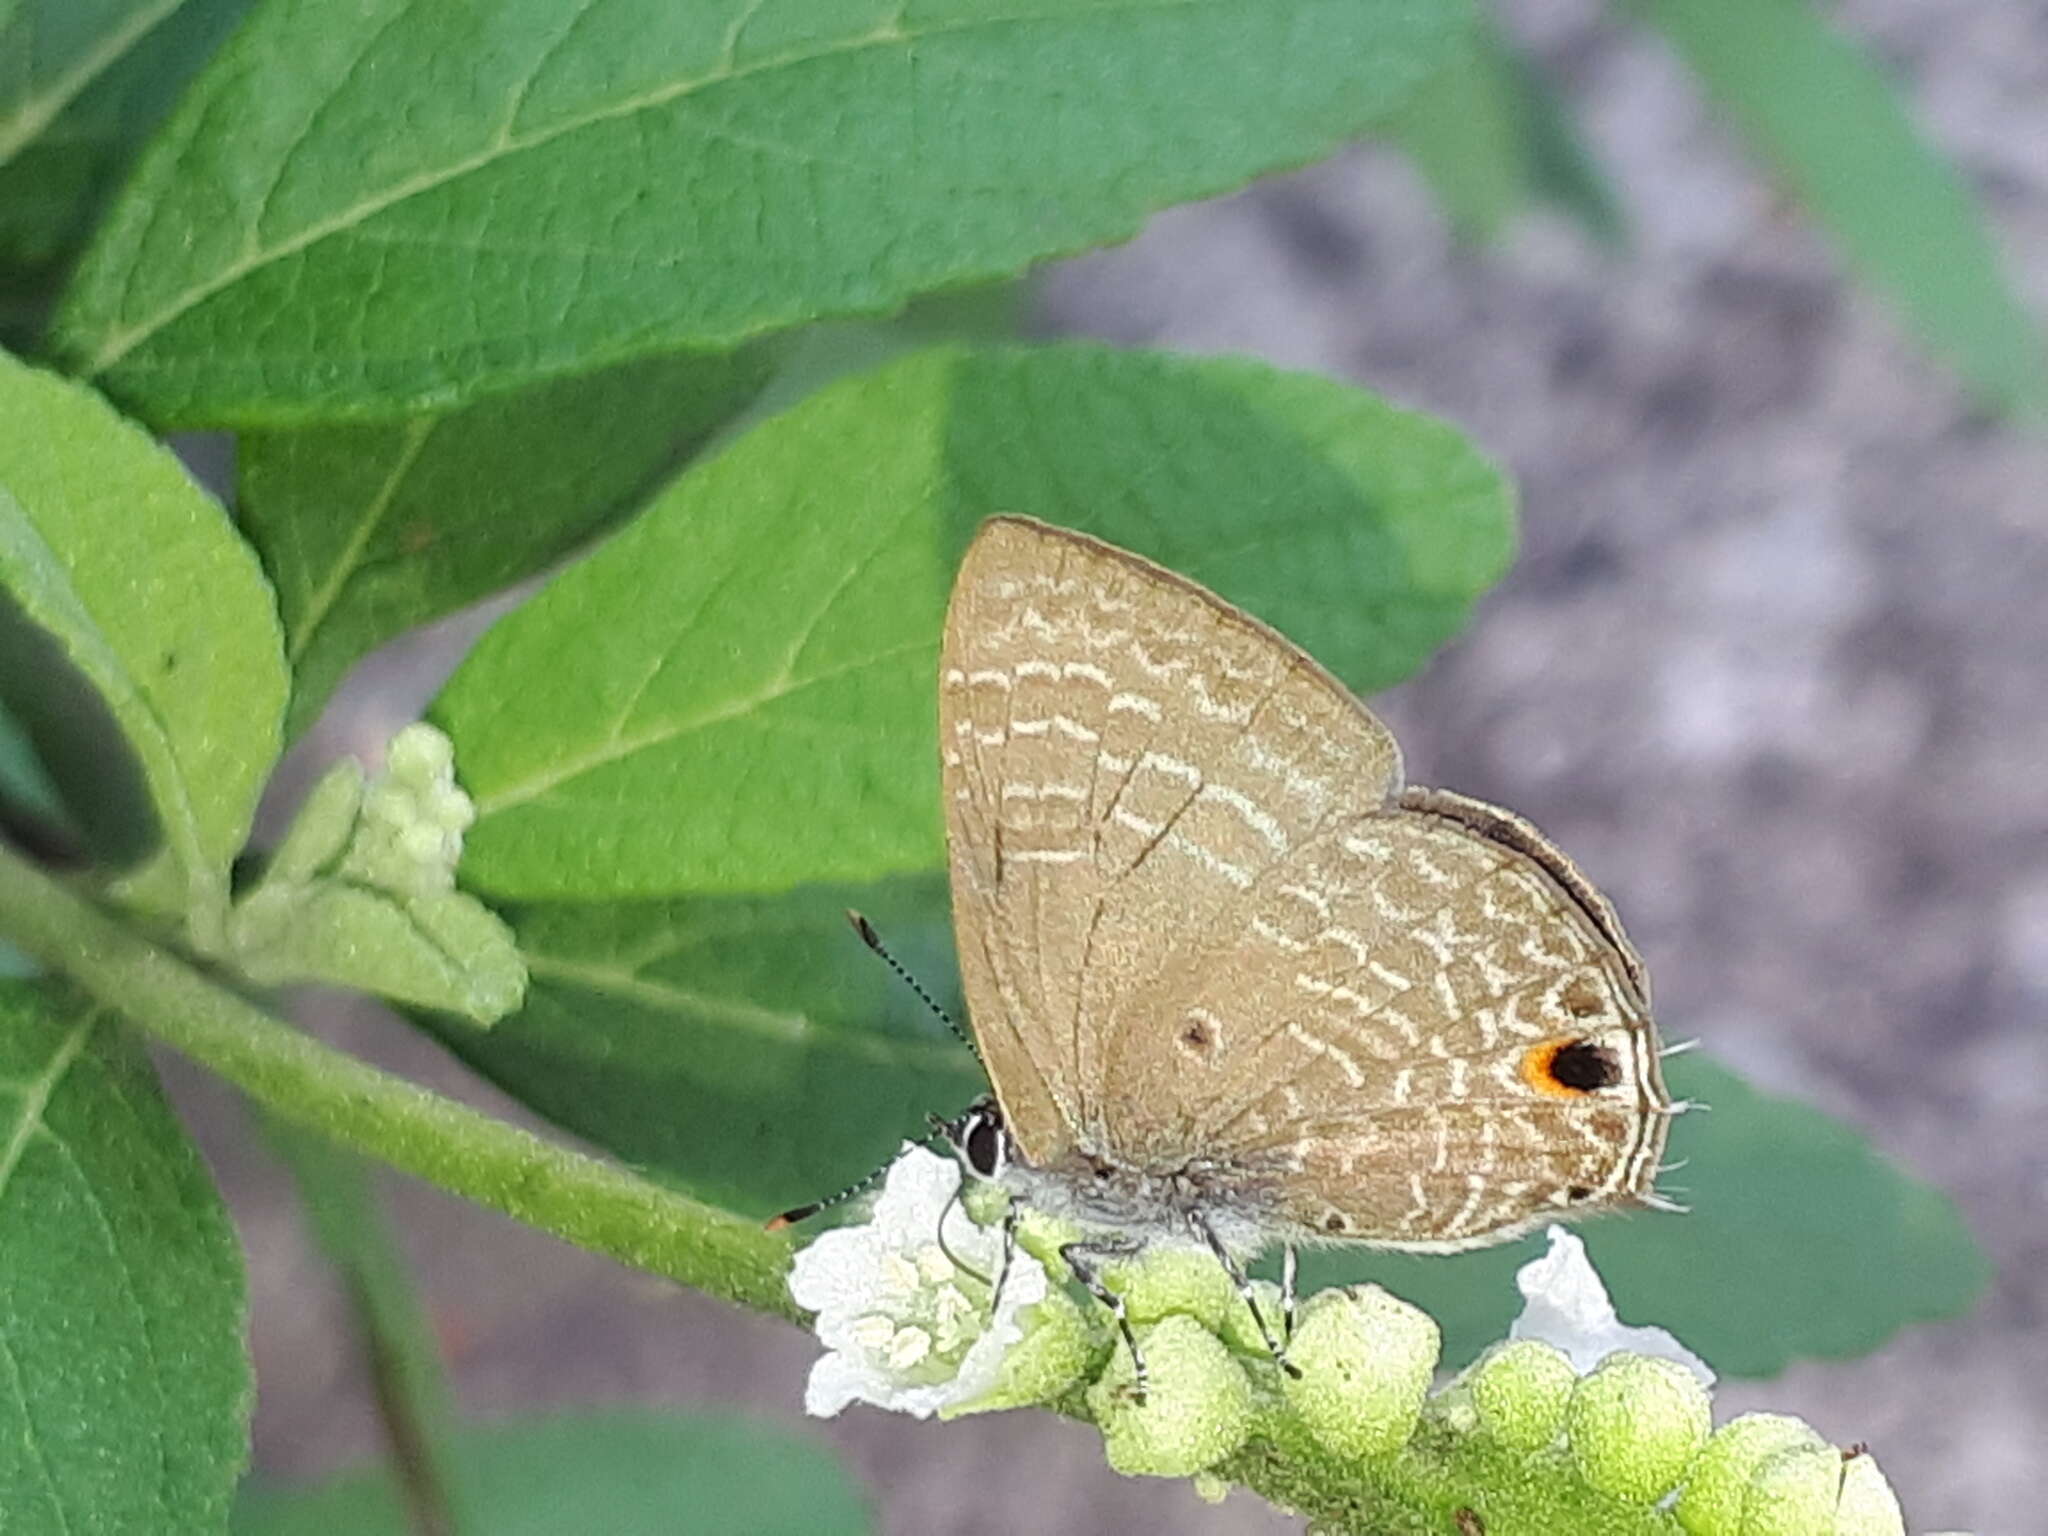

left=933, top=1097, right=1014, bottom=1184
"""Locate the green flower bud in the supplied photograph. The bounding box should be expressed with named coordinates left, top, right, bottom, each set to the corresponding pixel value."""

left=1012, top=1207, right=1083, bottom=1272
left=1833, top=1452, right=1905, bottom=1536
left=1566, top=1353, right=1710, bottom=1504
left=386, top=721, right=455, bottom=786
left=1105, top=1246, right=1237, bottom=1331
left=1089, top=1315, right=1253, bottom=1478
left=1217, top=1279, right=1285, bottom=1357
left=1281, top=1285, right=1439, bottom=1461
left=1676, top=1414, right=1829, bottom=1536
left=1740, top=1443, right=1839, bottom=1536
left=1468, top=1339, right=1576, bottom=1453
left=946, top=1290, right=1098, bottom=1416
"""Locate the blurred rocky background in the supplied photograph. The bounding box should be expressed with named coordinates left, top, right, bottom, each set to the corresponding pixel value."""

left=185, top=1, right=2045, bottom=1530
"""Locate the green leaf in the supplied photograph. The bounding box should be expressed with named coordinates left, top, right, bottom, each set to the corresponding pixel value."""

left=420, top=875, right=982, bottom=1218
left=437, top=342, right=1515, bottom=901
left=234, top=1409, right=872, bottom=1536
left=0, top=348, right=286, bottom=944
left=1385, top=17, right=1623, bottom=245
left=1295, top=1055, right=1990, bottom=1377
left=0, top=693, right=74, bottom=849
left=0, top=981, right=249, bottom=1534
left=1637, top=0, right=2048, bottom=411
left=0, top=1, right=256, bottom=282
left=239, top=350, right=771, bottom=742
left=51, top=0, right=1468, bottom=425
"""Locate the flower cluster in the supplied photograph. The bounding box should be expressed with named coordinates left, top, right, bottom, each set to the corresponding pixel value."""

left=788, top=1147, right=1073, bottom=1418
left=339, top=723, right=477, bottom=897
left=790, top=1147, right=1939, bottom=1536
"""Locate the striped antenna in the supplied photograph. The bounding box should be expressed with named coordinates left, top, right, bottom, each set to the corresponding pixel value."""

left=846, top=910, right=977, bottom=1055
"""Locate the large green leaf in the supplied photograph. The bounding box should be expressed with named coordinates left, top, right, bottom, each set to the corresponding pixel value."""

left=1295, top=1055, right=1990, bottom=1377
left=0, top=981, right=249, bottom=1534
left=420, top=875, right=981, bottom=1219
left=435, top=342, right=1515, bottom=901
left=51, top=0, right=1467, bottom=425
left=238, top=350, right=770, bottom=741
left=234, top=1410, right=872, bottom=1536
left=1637, top=0, right=2048, bottom=411
left=0, top=348, right=286, bottom=941
left=0, top=0, right=256, bottom=281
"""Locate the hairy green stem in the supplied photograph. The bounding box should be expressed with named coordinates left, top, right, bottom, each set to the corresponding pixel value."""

left=0, top=841, right=797, bottom=1320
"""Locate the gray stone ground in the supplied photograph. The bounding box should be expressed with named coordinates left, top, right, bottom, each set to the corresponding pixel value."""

left=196, top=2, right=2046, bottom=1531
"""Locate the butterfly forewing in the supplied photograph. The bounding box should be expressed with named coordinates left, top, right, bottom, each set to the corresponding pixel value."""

left=940, top=517, right=1402, bottom=1164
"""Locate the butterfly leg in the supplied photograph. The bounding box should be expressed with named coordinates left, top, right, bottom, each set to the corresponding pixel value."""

left=1061, top=1238, right=1148, bottom=1403
left=1193, top=1215, right=1301, bottom=1378
left=990, top=1207, right=1018, bottom=1313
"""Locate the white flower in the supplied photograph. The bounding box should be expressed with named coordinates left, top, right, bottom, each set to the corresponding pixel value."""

left=788, top=1145, right=1049, bottom=1418
left=1509, top=1226, right=1715, bottom=1386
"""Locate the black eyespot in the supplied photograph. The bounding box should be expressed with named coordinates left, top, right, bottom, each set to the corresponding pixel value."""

left=1566, top=1184, right=1594, bottom=1203
left=1549, top=1039, right=1623, bottom=1091
left=964, top=1115, right=1002, bottom=1178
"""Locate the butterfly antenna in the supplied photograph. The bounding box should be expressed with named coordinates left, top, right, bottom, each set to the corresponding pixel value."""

left=766, top=1161, right=891, bottom=1232
left=765, top=1121, right=954, bottom=1232
left=846, top=910, right=977, bottom=1054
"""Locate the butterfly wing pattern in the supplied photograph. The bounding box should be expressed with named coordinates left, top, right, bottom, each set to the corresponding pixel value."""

left=939, top=516, right=1669, bottom=1258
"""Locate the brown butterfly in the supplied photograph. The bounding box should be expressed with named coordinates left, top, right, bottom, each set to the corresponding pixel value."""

left=925, top=516, right=1677, bottom=1385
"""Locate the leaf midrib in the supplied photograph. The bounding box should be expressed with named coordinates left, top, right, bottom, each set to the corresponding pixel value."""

left=79, top=0, right=1248, bottom=375
left=284, top=415, right=435, bottom=666
left=471, top=636, right=935, bottom=819
left=0, top=1007, right=95, bottom=1200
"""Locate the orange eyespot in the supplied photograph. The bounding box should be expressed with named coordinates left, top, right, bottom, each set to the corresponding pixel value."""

left=1519, top=1037, right=1624, bottom=1097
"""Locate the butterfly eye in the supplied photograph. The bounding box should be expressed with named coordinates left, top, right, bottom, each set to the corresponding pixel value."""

left=964, top=1113, right=1004, bottom=1178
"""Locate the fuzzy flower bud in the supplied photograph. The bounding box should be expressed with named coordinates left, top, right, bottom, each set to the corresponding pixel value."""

left=946, top=1288, right=1097, bottom=1417
left=1088, top=1315, right=1253, bottom=1477
left=1677, top=1415, right=1829, bottom=1535
left=1281, top=1285, right=1439, bottom=1461
left=1834, top=1451, right=1906, bottom=1536
left=1740, top=1443, right=1842, bottom=1536
left=1566, top=1353, right=1711, bottom=1504
left=1105, top=1245, right=1238, bottom=1332
left=340, top=723, right=475, bottom=898
left=1468, top=1338, right=1577, bottom=1453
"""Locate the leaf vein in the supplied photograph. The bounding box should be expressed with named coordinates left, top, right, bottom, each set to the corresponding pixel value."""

left=475, top=637, right=935, bottom=819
